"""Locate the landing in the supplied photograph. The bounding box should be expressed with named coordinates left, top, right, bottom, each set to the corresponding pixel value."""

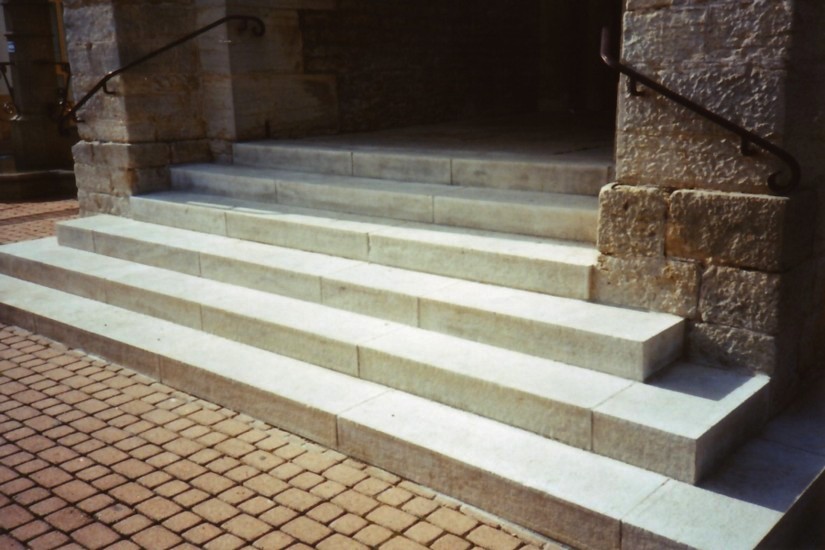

left=281, top=113, right=615, bottom=164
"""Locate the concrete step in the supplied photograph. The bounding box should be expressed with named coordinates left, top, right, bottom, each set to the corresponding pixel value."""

left=57, top=215, right=683, bottom=380
left=0, top=274, right=812, bottom=550
left=233, top=140, right=612, bottom=196
left=170, top=163, right=598, bottom=242
left=129, top=191, right=599, bottom=300
left=0, top=238, right=765, bottom=482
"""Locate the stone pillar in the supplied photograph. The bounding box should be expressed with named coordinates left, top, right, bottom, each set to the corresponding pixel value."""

left=595, top=0, right=820, bottom=409
left=4, top=0, right=74, bottom=169
left=64, top=0, right=211, bottom=215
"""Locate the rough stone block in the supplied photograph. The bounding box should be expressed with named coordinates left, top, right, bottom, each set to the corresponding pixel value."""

left=94, top=142, right=170, bottom=169
left=597, top=184, right=668, bottom=256
left=700, top=266, right=781, bottom=334
left=687, top=322, right=782, bottom=376
left=666, top=189, right=815, bottom=271
left=171, top=140, right=212, bottom=165
left=700, top=262, right=815, bottom=335
left=593, top=255, right=700, bottom=318
left=77, top=190, right=131, bottom=217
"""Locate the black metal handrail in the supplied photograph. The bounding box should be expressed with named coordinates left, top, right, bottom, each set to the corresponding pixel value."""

left=59, top=15, right=265, bottom=133
left=600, top=25, right=800, bottom=193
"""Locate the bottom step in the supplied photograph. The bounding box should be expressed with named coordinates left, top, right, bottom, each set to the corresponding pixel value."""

left=0, top=274, right=819, bottom=549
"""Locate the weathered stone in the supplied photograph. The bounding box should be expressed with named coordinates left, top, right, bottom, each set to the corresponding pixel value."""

left=593, top=255, right=700, bottom=318
left=171, top=140, right=212, bottom=165
left=687, top=322, right=780, bottom=375
left=72, top=141, right=94, bottom=164
left=598, top=184, right=668, bottom=257
left=616, top=130, right=777, bottom=193
left=77, top=190, right=131, bottom=217
left=699, top=266, right=781, bottom=334
left=666, top=189, right=815, bottom=271
left=93, top=142, right=170, bottom=169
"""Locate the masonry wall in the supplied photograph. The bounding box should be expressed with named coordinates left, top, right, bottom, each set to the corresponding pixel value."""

left=299, top=0, right=540, bottom=133
left=596, top=0, right=822, bottom=408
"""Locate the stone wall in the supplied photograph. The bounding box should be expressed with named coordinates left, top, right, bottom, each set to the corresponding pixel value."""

left=65, top=0, right=211, bottom=215
left=597, top=0, right=822, bottom=408
left=299, top=0, right=541, bottom=132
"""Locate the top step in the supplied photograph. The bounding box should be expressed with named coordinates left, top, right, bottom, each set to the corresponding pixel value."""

left=234, top=140, right=613, bottom=196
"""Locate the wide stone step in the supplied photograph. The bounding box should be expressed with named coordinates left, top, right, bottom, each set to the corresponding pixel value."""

left=170, top=163, right=598, bottom=242
left=57, top=215, right=682, bottom=381
left=233, top=140, right=612, bottom=196
left=0, top=274, right=805, bottom=550
left=129, top=191, right=599, bottom=300
left=0, top=239, right=767, bottom=482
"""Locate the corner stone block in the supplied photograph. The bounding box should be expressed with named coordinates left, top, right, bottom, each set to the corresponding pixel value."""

left=699, top=266, right=781, bottom=334
left=687, top=322, right=779, bottom=376
left=592, top=255, right=700, bottom=318
left=666, top=189, right=816, bottom=271
left=598, top=184, right=668, bottom=257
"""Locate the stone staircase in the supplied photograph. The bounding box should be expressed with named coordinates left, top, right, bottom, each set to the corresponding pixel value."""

left=0, top=139, right=822, bottom=549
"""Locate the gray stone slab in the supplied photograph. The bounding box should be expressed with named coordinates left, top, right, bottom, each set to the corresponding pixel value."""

left=434, top=187, right=598, bottom=242
left=234, top=142, right=353, bottom=175
left=358, top=326, right=631, bottom=449
left=339, top=390, right=667, bottom=549
left=622, top=480, right=781, bottom=550
left=593, top=363, right=769, bottom=481
left=369, top=224, right=597, bottom=299
left=353, top=150, right=451, bottom=184
left=452, top=157, right=610, bottom=196
left=420, top=280, right=684, bottom=379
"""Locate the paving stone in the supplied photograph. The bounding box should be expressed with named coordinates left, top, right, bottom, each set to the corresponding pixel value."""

left=162, top=510, right=201, bottom=532
left=204, top=533, right=244, bottom=549
left=0, top=504, right=35, bottom=530
left=380, top=536, right=429, bottom=550
left=367, top=505, right=418, bottom=532
left=183, top=523, right=223, bottom=545
left=355, top=524, right=394, bottom=546
left=71, top=522, right=120, bottom=549
left=428, top=508, right=479, bottom=536
left=259, top=505, right=299, bottom=528
left=311, top=480, right=347, bottom=500
left=193, top=498, right=240, bottom=523
left=378, top=487, right=414, bottom=507
left=332, top=490, right=380, bottom=516
left=222, top=513, right=270, bottom=540
left=282, top=516, right=333, bottom=545
left=466, top=525, right=521, bottom=550
left=44, top=507, right=92, bottom=532
left=136, top=496, right=182, bottom=521
left=275, top=487, right=322, bottom=513
left=307, top=502, right=345, bottom=524
left=405, top=521, right=444, bottom=545
left=218, top=485, right=255, bottom=505
left=243, top=474, right=289, bottom=497
left=253, top=530, right=294, bottom=550
left=10, top=519, right=50, bottom=542
left=132, top=525, right=182, bottom=550
left=52, top=480, right=97, bottom=503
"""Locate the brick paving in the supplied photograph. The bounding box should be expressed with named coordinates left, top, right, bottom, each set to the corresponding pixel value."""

left=0, top=198, right=79, bottom=244
left=0, top=199, right=565, bottom=549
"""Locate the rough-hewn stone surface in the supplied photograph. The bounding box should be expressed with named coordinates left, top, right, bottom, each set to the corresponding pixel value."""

left=598, top=184, right=668, bottom=257
left=666, top=189, right=815, bottom=272
left=593, top=255, right=700, bottom=318
left=299, top=0, right=540, bottom=132
left=699, top=266, right=781, bottom=335
left=617, top=0, right=794, bottom=192
left=688, top=322, right=780, bottom=376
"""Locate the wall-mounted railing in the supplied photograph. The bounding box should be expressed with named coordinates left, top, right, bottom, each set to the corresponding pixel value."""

left=600, top=25, right=800, bottom=193
left=58, top=15, right=265, bottom=134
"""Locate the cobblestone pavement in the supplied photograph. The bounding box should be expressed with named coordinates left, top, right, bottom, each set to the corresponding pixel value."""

left=0, top=199, right=563, bottom=549
left=0, top=198, right=79, bottom=245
